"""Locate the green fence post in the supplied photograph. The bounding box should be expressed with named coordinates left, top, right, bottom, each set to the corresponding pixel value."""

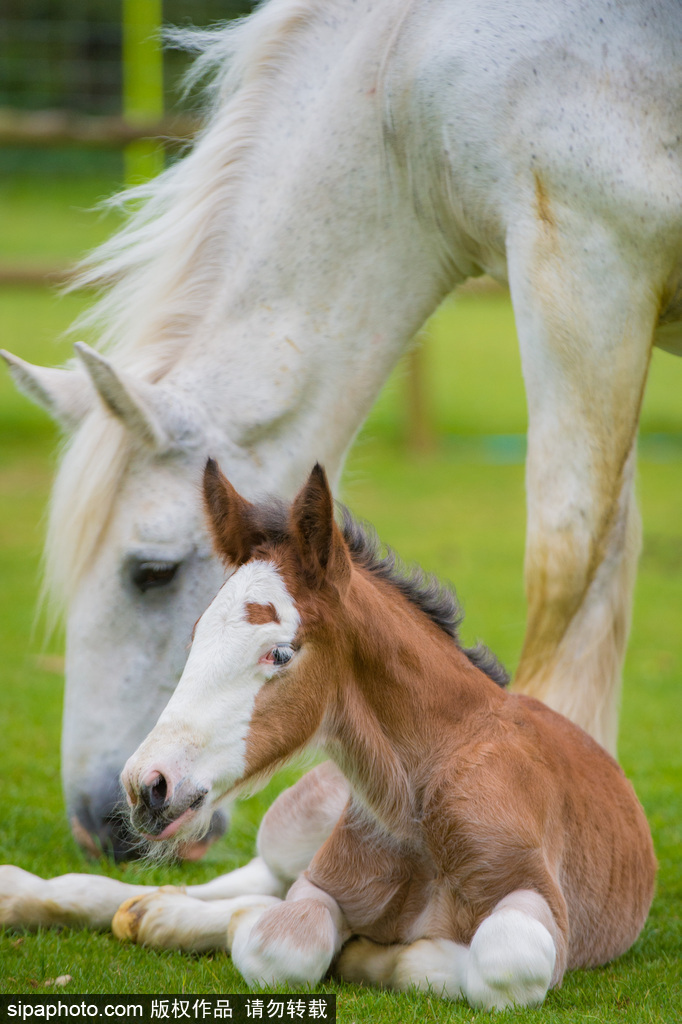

left=122, top=0, right=164, bottom=184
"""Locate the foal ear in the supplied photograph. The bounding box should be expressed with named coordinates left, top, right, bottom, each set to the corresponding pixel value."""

left=292, top=464, right=348, bottom=587
left=203, top=458, right=261, bottom=566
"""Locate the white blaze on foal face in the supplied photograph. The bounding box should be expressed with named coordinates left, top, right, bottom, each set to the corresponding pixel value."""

left=122, top=560, right=300, bottom=843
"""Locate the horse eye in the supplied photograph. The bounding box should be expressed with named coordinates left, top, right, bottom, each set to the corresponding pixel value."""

left=271, top=644, right=295, bottom=666
left=132, top=560, right=180, bottom=593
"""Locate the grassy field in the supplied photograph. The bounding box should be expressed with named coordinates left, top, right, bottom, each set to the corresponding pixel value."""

left=0, top=161, right=680, bottom=1021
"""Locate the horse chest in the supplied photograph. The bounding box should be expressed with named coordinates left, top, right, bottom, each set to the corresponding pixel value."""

left=307, top=822, right=447, bottom=944
left=335, top=871, right=438, bottom=945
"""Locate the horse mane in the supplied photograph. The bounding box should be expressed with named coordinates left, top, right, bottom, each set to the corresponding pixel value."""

left=208, top=495, right=510, bottom=687
left=43, top=0, right=338, bottom=616
left=68, top=0, right=325, bottom=370
left=338, top=507, right=510, bottom=688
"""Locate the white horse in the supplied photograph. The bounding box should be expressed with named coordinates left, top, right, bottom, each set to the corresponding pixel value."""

left=3, top=0, right=681, bottom=858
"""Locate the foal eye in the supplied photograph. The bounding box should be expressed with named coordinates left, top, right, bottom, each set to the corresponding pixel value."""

left=264, top=644, right=295, bottom=667
left=132, top=560, right=180, bottom=593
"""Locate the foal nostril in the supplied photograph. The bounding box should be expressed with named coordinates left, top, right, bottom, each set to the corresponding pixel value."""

left=140, top=771, right=170, bottom=811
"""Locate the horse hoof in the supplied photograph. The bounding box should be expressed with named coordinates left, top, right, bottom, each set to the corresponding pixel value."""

left=112, top=895, right=148, bottom=943
left=112, top=887, right=185, bottom=944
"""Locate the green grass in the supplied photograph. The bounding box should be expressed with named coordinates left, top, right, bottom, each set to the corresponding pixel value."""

left=0, top=438, right=680, bottom=1020
left=0, top=172, right=680, bottom=1019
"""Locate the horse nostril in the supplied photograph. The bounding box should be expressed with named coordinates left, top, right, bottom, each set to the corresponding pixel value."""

left=140, top=771, right=169, bottom=811
left=150, top=774, right=167, bottom=808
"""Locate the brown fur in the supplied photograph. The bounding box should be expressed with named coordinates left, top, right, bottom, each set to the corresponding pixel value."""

left=204, top=461, right=656, bottom=990
left=246, top=602, right=280, bottom=625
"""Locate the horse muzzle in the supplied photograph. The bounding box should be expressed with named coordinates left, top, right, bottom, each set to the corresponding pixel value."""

left=69, top=769, right=227, bottom=861
left=123, top=766, right=213, bottom=845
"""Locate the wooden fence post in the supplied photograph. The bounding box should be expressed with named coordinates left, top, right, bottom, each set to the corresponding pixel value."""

left=406, top=336, right=434, bottom=454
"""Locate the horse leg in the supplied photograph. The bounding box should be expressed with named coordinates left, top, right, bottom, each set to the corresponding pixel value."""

left=111, top=893, right=282, bottom=952
left=337, top=890, right=562, bottom=1009
left=508, top=215, right=660, bottom=753
left=229, top=875, right=349, bottom=987
left=0, top=865, right=159, bottom=931
left=464, top=890, right=562, bottom=1009
left=336, top=935, right=468, bottom=999
left=109, top=762, right=350, bottom=951
left=1, top=763, right=348, bottom=936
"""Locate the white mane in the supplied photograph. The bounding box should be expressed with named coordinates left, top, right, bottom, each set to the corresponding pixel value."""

left=44, top=0, right=339, bottom=616
left=70, top=0, right=325, bottom=373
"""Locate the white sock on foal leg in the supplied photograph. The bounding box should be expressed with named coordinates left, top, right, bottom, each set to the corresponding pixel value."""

left=230, top=876, right=346, bottom=988
left=337, top=936, right=468, bottom=999
left=0, top=865, right=155, bottom=930
left=255, top=763, right=351, bottom=885
left=113, top=892, right=281, bottom=952
left=186, top=857, right=287, bottom=901
left=464, top=890, right=557, bottom=1009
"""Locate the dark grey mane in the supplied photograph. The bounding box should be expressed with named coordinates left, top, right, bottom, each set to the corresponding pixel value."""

left=338, top=506, right=509, bottom=689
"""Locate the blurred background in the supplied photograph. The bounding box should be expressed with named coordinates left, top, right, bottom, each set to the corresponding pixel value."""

left=0, top=1, right=680, bottom=1000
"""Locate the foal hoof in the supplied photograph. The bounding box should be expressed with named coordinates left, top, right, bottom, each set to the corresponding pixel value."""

left=112, top=887, right=184, bottom=944
left=112, top=895, right=149, bottom=943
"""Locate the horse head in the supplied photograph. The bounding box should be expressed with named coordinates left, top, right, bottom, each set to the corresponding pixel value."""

left=3, top=345, right=230, bottom=860
left=121, top=460, right=350, bottom=857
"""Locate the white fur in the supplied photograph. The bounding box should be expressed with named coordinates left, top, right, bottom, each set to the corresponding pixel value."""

left=122, top=560, right=300, bottom=835
left=465, top=909, right=556, bottom=1010
left=114, top=893, right=281, bottom=952
left=231, top=879, right=346, bottom=989
left=190, top=856, right=287, bottom=900
left=3, top=0, right=681, bottom=853
left=231, top=910, right=338, bottom=988
left=0, top=858, right=290, bottom=934
left=0, top=865, right=156, bottom=931
left=391, top=938, right=468, bottom=999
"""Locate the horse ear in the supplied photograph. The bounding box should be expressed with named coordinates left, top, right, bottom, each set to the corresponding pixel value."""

left=291, top=464, right=348, bottom=588
left=74, top=342, right=202, bottom=452
left=203, top=458, right=262, bottom=566
left=1, top=349, right=91, bottom=430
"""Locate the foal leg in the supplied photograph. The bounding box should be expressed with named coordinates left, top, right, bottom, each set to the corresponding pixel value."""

left=336, top=936, right=468, bottom=999
left=508, top=210, right=663, bottom=753
left=464, top=890, right=561, bottom=1010
left=0, top=865, right=158, bottom=931
left=1, top=763, right=348, bottom=936
left=229, top=875, right=349, bottom=987
left=110, top=762, right=350, bottom=951
left=112, top=894, right=282, bottom=952
left=337, top=890, right=560, bottom=1009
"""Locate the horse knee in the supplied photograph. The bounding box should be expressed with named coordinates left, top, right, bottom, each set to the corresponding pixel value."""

left=465, top=908, right=556, bottom=1010
left=231, top=899, right=339, bottom=987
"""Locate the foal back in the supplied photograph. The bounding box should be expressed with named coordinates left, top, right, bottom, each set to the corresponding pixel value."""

left=435, top=693, right=656, bottom=971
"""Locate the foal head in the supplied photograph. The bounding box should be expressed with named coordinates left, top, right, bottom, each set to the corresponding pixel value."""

left=121, top=459, right=351, bottom=855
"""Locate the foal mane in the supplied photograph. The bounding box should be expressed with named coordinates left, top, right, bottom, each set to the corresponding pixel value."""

left=339, top=507, right=509, bottom=688
left=214, top=492, right=508, bottom=687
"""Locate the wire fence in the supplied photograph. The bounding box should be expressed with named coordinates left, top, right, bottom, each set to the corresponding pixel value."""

left=0, top=0, right=253, bottom=116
